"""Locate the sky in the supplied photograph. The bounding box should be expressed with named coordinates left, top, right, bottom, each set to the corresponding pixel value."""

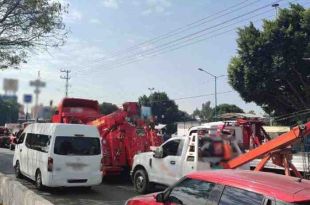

left=0, top=0, right=309, bottom=115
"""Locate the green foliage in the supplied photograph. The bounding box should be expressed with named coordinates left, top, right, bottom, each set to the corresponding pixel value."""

left=0, top=99, right=18, bottom=125
left=193, top=101, right=244, bottom=121
left=215, top=103, right=244, bottom=115
left=100, top=102, right=118, bottom=115
left=138, top=92, right=192, bottom=134
left=228, top=4, right=310, bottom=124
left=0, top=0, right=68, bottom=69
left=193, top=101, right=213, bottom=121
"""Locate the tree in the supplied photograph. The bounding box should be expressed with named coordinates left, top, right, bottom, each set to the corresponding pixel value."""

left=192, top=101, right=213, bottom=121
left=228, top=4, right=310, bottom=123
left=138, top=92, right=191, bottom=133
left=214, top=104, right=244, bottom=115
left=193, top=102, right=244, bottom=121
left=100, top=102, right=118, bottom=115
left=0, top=99, right=18, bottom=125
left=0, top=0, right=67, bottom=69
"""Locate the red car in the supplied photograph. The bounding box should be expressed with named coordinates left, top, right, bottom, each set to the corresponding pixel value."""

left=126, top=170, right=310, bottom=205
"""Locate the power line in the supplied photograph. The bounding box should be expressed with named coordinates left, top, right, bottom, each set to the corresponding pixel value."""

left=70, top=0, right=257, bottom=69
left=60, top=69, right=71, bottom=97
left=147, top=91, right=234, bottom=104
left=74, top=0, right=283, bottom=74
left=274, top=110, right=310, bottom=122
left=94, top=9, right=275, bottom=71
left=78, top=0, right=308, bottom=73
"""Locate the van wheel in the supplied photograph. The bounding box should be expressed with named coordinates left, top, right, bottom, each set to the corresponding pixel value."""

left=15, top=161, right=22, bottom=178
left=9, top=144, right=14, bottom=150
left=133, top=169, right=152, bottom=194
left=35, top=170, right=44, bottom=190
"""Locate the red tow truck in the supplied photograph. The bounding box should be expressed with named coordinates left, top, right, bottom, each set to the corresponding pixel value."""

left=52, top=98, right=163, bottom=176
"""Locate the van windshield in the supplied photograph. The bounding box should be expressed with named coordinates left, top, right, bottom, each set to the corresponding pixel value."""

left=54, top=136, right=100, bottom=156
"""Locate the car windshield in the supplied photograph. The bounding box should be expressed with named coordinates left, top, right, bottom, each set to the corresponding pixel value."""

left=54, top=136, right=100, bottom=156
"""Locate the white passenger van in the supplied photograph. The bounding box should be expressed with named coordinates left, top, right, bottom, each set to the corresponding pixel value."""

left=13, top=123, right=102, bottom=190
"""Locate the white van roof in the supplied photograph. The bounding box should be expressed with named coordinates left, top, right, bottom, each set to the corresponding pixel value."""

left=24, top=123, right=100, bottom=138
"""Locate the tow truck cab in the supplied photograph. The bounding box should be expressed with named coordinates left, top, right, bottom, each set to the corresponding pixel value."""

left=131, top=134, right=244, bottom=194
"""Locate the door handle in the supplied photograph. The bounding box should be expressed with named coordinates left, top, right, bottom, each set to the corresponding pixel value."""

left=170, top=160, right=176, bottom=165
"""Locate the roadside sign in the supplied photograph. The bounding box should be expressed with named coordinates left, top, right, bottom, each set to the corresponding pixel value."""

left=0, top=95, right=17, bottom=102
left=23, top=94, right=32, bottom=103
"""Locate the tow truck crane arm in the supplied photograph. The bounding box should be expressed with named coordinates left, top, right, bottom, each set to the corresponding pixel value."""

left=225, top=121, right=310, bottom=177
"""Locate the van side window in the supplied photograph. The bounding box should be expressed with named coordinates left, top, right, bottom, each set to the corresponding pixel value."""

left=17, top=133, right=25, bottom=144
left=25, top=133, right=51, bottom=153
left=26, top=133, right=36, bottom=148
left=219, top=186, right=264, bottom=205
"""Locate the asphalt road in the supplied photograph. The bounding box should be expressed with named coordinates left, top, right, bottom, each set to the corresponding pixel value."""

left=0, top=148, right=139, bottom=205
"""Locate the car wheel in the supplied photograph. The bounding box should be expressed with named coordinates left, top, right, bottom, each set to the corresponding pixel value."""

left=35, top=170, right=44, bottom=190
left=133, top=169, right=151, bottom=194
left=15, top=161, right=23, bottom=179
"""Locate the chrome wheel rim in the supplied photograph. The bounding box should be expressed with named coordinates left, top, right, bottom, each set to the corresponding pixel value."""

left=136, top=175, right=144, bottom=190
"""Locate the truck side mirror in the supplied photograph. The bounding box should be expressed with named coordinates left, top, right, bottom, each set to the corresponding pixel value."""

left=153, top=147, right=163, bottom=158
left=155, top=192, right=165, bottom=202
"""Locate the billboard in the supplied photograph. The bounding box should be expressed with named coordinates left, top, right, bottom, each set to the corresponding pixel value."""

left=3, top=78, right=18, bottom=93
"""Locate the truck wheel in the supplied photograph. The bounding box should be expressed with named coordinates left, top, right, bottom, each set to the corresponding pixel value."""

left=35, top=170, right=44, bottom=190
left=15, top=161, right=23, bottom=179
left=133, top=169, right=151, bottom=194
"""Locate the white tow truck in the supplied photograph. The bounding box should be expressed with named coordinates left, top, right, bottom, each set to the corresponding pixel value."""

left=131, top=132, right=244, bottom=194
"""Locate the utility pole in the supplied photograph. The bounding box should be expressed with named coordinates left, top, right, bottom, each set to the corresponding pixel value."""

left=60, top=69, right=71, bottom=97
left=30, top=71, right=46, bottom=120
left=198, top=68, right=225, bottom=119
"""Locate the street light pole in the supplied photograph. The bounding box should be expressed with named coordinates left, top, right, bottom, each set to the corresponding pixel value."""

left=214, top=76, right=217, bottom=118
left=148, top=87, right=155, bottom=95
left=198, top=68, right=225, bottom=119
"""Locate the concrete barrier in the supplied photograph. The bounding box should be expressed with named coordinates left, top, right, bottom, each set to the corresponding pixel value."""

left=0, top=173, right=53, bottom=205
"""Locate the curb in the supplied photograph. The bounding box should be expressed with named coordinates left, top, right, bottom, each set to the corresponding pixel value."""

left=0, top=173, right=53, bottom=205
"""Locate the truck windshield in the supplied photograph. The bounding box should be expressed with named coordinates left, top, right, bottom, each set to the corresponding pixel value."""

left=54, top=136, right=100, bottom=156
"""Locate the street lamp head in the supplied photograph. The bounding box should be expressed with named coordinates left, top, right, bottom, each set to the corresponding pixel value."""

left=198, top=68, right=204, bottom=72
left=272, top=3, right=279, bottom=8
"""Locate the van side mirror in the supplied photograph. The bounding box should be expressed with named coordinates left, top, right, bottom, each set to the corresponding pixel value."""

left=155, top=192, right=165, bottom=203
left=153, top=147, right=163, bottom=158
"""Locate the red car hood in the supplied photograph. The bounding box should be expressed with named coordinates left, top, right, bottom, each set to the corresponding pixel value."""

left=126, top=193, right=161, bottom=205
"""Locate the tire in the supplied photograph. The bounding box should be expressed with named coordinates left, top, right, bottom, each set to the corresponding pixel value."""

left=9, top=144, right=14, bottom=150
left=15, top=161, right=23, bottom=178
left=35, top=170, right=44, bottom=190
left=133, top=169, right=152, bottom=194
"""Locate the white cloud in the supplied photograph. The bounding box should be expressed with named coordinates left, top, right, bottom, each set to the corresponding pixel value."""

left=102, top=0, right=120, bottom=9
left=89, top=18, right=102, bottom=25
left=141, top=0, right=171, bottom=16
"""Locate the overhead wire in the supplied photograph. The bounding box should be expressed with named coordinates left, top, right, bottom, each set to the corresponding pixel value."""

left=73, top=0, right=282, bottom=75
left=70, top=0, right=258, bottom=68
left=80, top=0, right=308, bottom=73
left=93, top=9, right=275, bottom=71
